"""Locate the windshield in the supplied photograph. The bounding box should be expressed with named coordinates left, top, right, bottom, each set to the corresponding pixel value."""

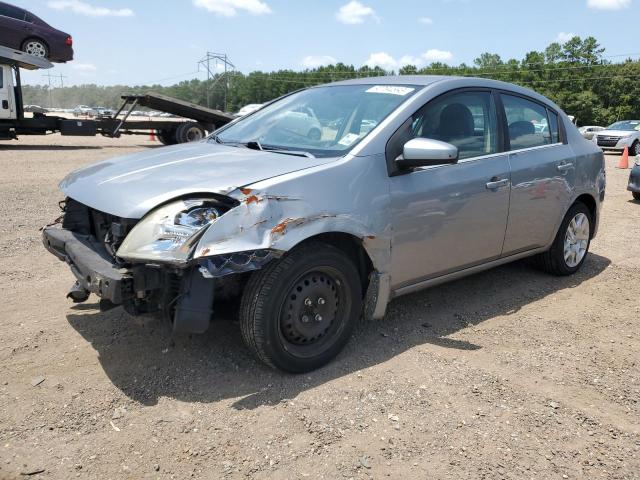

left=214, top=84, right=419, bottom=157
left=607, top=120, right=640, bottom=131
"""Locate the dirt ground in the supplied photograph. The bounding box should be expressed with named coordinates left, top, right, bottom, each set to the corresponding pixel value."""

left=0, top=134, right=638, bottom=480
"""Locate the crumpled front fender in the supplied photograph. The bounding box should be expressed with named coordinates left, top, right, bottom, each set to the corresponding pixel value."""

left=193, top=187, right=385, bottom=268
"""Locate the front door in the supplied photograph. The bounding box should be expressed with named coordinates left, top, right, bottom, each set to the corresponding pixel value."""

left=499, top=93, right=575, bottom=254
left=0, top=4, right=27, bottom=49
left=389, top=90, right=511, bottom=289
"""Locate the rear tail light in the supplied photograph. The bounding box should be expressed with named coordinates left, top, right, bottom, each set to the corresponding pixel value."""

left=65, top=36, right=73, bottom=46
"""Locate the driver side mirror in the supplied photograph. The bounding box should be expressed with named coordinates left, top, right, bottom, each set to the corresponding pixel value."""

left=395, top=138, right=459, bottom=169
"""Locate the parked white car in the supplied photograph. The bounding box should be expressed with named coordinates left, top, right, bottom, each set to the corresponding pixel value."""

left=236, top=103, right=264, bottom=117
left=579, top=126, right=605, bottom=140
left=274, top=106, right=323, bottom=141
left=593, top=120, right=640, bottom=155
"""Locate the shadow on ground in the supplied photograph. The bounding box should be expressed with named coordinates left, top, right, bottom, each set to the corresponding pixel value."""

left=66, top=253, right=610, bottom=409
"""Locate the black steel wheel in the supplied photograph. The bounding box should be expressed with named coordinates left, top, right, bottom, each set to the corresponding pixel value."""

left=239, top=242, right=362, bottom=373
left=633, top=192, right=640, bottom=201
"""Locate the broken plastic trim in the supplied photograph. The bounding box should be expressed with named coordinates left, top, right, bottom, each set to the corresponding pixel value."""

left=198, top=249, right=281, bottom=278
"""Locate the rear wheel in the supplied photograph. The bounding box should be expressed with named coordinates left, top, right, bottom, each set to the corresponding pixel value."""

left=533, top=202, right=591, bottom=276
left=239, top=242, right=362, bottom=373
left=22, top=39, right=48, bottom=58
left=175, top=122, right=206, bottom=143
left=156, top=128, right=177, bottom=145
left=633, top=192, right=640, bottom=201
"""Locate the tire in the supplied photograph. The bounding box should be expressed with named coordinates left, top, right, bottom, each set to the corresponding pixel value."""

left=156, top=128, right=177, bottom=145
left=175, top=122, right=206, bottom=143
left=533, top=202, right=592, bottom=276
left=632, top=141, right=640, bottom=156
left=21, top=38, right=48, bottom=58
left=239, top=242, right=362, bottom=373
left=307, top=128, right=321, bottom=141
left=633, top=192, right=640, bottom=201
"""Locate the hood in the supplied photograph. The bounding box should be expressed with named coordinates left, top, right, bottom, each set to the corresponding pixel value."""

left=596, top=129, right=637, bottom=138
left=60, top=141, right=336, bottom=218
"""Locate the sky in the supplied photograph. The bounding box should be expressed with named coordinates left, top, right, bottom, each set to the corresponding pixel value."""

left=13, top=0, right=639, bottom=86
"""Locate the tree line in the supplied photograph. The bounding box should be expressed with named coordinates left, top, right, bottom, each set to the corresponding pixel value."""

left=22, top=36, right=640, bottom=126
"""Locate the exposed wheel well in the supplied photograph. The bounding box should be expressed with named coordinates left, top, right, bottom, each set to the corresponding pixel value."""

left=296, top=232, right=374, bottom=295
left=22, top=37, right=49, bottom=49
left=574, top=194, right=597, bottom=238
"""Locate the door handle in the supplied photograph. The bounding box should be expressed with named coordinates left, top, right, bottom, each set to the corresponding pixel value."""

left=486, top=178, right=509, bottom=189
left=557, top=162, right=574, bottom=173
left=1, top=100, right=8, bottom=110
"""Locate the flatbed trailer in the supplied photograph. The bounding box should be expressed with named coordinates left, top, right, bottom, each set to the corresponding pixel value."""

left=0, top=46, right=234, bottom=144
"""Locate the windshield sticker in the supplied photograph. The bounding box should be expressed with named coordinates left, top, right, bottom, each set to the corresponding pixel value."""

left=338, top=133, right=361, bottom=146
left=366, top=85, right=415, bottom=96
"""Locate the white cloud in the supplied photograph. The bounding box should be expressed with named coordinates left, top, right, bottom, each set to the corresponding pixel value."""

left=193, top=0, right=271, bottom=16
left=422, top=49, right=453, bottom=62
left=302, top=55, right=337, bottom=68
left=364, top=49, right=454, bottom=70
left=556, top=32, right=577, bottom=42
left=587, top=0, right=630, bottom=9
left=72, top=63, right=97, bottom=71
left=336, top=1, right=378, bottom=24
left=365, top=52, right=397, bottom=70
left=47, top=0, right=134, bottom=17
left=419, top=17, right=434, bottom=24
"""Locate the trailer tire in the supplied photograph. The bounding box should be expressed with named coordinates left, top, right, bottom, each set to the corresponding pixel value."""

left=175, top=122, right=206, bottom=144
left=156, top=128, right=178, bottom=145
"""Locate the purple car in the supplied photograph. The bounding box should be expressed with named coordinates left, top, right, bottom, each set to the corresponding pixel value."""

left=0, top=1, right=73, bottom=63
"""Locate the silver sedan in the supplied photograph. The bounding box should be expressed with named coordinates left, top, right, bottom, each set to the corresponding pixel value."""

left=43, top=76, right=605, bottom=372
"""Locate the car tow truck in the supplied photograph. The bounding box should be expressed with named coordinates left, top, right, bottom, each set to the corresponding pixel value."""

left=0, top=45, right=234, bottom=144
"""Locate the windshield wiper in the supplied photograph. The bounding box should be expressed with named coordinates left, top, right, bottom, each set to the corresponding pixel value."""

left=260, top=145, right=315, bottom=158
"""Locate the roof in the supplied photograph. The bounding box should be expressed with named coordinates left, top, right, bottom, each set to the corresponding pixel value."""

left=0, top=45, right=53, bottom=70
left=328, top=75, right=455, bottom=87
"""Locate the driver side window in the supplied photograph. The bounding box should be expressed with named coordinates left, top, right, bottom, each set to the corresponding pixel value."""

left=411, top=91, right=498, bottom=160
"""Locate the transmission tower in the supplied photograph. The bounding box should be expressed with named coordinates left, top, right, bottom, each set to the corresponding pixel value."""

left=198, top=52, right=235, bottom=111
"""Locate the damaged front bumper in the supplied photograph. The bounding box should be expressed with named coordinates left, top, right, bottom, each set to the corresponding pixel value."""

left=43, top=226, right=129, bottom=304
left=42, top=225, right=279, bottom=333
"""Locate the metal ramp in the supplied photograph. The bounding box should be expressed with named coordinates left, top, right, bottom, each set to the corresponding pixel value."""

left=0, top=45, right=53, bottom=70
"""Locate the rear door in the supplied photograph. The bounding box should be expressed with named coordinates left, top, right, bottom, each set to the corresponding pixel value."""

left=0, top=4, right=28, bottom=49
left=0, top=66, right=14, bottom=120
left=499, top=93, right=575, bottom=254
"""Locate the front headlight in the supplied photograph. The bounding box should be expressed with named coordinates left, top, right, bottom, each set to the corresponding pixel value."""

left=117, top=198, right=226, bottom=264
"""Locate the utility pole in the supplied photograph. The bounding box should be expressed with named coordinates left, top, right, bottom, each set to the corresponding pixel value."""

left=42, top=72, right=55, bottom=108
left=57, top=73, right=67, bottom=89
left=198, top=52, right=235, bottom=111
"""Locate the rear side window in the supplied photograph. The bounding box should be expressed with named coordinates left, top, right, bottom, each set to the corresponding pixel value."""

left=501, top=94, right=552, bottom=150
left=547, top=110, right=560, bottom=144
left=411, top=90, right=498, bottom=160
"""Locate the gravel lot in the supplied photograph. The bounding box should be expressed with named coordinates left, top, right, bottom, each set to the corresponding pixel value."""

left=0, top=135, right=638, bottom=479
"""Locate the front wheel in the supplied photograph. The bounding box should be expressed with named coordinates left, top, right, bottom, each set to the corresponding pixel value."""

left=633, top=192, right=640, bottom=201
left=239, top=242, right=362, bottom=373
left=533, top=202, right=592, bottom=276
